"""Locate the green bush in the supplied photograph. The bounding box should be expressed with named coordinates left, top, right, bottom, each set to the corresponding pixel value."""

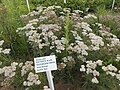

left=11, top=6, right=120, bottom=89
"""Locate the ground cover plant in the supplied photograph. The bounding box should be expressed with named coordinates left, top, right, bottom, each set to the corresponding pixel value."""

left=0, top=0, right=120, bottom=90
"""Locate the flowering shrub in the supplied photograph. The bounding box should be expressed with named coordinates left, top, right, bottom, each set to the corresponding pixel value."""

left=0, top=5, right=120, bottom=90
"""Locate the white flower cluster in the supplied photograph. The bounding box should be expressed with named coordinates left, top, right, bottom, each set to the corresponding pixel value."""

left=95, top=23, right=102, bottom=29
left=102, top=64, right=120, bottom=81
left=81, top=22, right=92, bottom=34
left=37, top=24, right=61, bottom=32
left=57, top=56, right=76, bottom=69
left=116, top=54, right=120, bottom=62
left=84, top=14, right=97, bottom=19
left=0, top=40, right=11, bottom=54
left=23, top=72, right=41, bottom=86
left=71, top=31, right=82, bottom=41
left=68, top=41, right=88, bottom=55
left=88, top=33, right=104, bottom=50
left=0, top=61, right=41, bottom=87
left=80, top=22, right=104, bottom=50
left=91, top=77, right=99, bottom=84
left=68, top=31, right=88, bottom=55
left=21, top=61, right=34, bottom=76
left=17, top=23, right=35, bottom=32
left=0, top=62, right=18, bottom=77
left=62, top=56, right=75, bottom=63
left=80, top=59, right=120, bottom=84
left=17, top=6, right=63, bottom=52
left=52, top=38, right=66, bottom=53
left=20, top=10, right=40, bottom=18
left=43, top=86, right=50, bottom=90
left=39, top=16, right=48, bottom=22
left=29, top=19, right=39, bottom=25
left=36, top=6, right=45, bottom=13
left=110, top=37, right=120, bottom=47
left=28, top=11, right=39, bottom=16
left=73, top=10, right=83, bottom=14
left=102, top=64, right=117, bottom=72
left=58, top=62, right=66, bottom=70
left=80, top=60, right=103, bottom=84
left=0, top=40, right=4, bottom=46
left=25, top=30, right=40, bottom=42
left=100, top=30, right=120, bottom=47
left=71, top=12, right=82, bottom=21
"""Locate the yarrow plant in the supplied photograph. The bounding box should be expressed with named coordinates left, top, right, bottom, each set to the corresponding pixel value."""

left=0, top=5, right=120, bottom=90
left=16, top=5, right=120, bottom=89
left=0, top=40, right=11, bottom=54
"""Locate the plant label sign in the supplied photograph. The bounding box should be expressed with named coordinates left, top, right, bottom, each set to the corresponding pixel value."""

left=34, top=55, right=57, bottom=90
left=34, top=55, right=57, bottom=73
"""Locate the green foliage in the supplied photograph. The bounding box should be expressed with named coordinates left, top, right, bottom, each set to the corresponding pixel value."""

left=29, top=0, right=117, bottom=12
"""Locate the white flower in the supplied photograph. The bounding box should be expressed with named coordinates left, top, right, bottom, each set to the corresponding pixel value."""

left=29, top=19, right=39, bottom=24
left=110, top=38, right=120, bottom=47
left=81, top=50, right=88, bottom=56
left=2, top=49, right=11, bottom=54
left=0, top=40, right=4, bottom=46
left=25, top=88, right=29, bottom=90
left=19, top=63, right=23, bottom=67
left=23, top=81, right=27, bottom=86
left=21, top=61, right=33, bottom=76
left=44, top=86, right=49, bottom=89
left=58, top=63, right=66, bottom=70
left=91, top=77, right=99, bottom=84
left=54, top=6, right=62, bottom=9
left=84, top=14, right=97, bottom=19
left=116, top=54, right=120, bottom=62
left=116, top=74, right=120, bottom=80
left=28, top=11, right=39, bottom=16
left=102, top=66, right=108, bottom=71
left=74, top=10, right=83, bottom=13
left=1, top=62, right=18, bottom=77
left=86, top=62, right=97, bottom=69
left=93, top=70, right=100, bottom=76
left=21, top=69, right=27, bottom=76
left=92, top=46, right=100, bottom=51
left=80, top=65, right=86, bottom=72
left=23, top=72, right=41, bottom=86
left=35, top=80, right=41, bottom=85
left=86, top=68, right=93, bottom=74
left=43, top=86, right=50, bottom=90
left=27, top=81, right=33, bottom=86
left=118, top=70, right=120, bottom=74
left=96, top=60, right=103, bottom=66
left=108, top=72, right=116, bottom=77
left=107, top=64, right=117, bottom=72
left=11, top=62, right=18, bottom=66
left=9, top=72, right=15, bottom=77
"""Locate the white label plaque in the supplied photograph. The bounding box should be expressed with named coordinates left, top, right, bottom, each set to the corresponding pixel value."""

left=34, top=55, right=57, bottom=73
